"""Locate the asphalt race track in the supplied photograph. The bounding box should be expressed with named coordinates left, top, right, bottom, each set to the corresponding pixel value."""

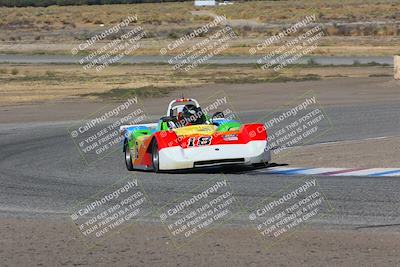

left=1, top=101, right=400, bottom=229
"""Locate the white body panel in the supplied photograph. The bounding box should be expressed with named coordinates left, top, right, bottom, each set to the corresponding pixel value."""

left=159, top=140, right=270, bottom=170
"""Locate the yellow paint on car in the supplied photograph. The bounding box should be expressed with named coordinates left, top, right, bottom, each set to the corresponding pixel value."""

left=172, top=125, right=217, bottom=136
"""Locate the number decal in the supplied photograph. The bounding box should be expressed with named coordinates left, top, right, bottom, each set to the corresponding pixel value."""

left=187, top=136, right=212, bottom=147
left=187, top=137, right=195, bottom=147
left=197, top=136, right=212, bottom=146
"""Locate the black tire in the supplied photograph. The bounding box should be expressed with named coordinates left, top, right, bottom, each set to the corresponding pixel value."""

left=124, top=141, right=134, bottom=171
left=151, top=141, right=160, bottom=173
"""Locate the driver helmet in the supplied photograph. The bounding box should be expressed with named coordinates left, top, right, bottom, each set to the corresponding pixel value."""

left=179, top=104, right=206, bottom=125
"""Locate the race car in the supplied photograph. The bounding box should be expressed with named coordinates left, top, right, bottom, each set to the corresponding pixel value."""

left=120, top=98, right=271, bottom=172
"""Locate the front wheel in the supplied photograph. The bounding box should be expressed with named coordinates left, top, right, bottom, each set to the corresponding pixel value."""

left=151, top=141, right=160, bottom=172
left=124, top=142, right=134, bottom=171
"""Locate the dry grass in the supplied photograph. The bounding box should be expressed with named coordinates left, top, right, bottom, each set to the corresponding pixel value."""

left=0, top=39, right=399, bottom=56
left=0, top=1, right=399, bottom=56
left=0, top=3, right=193, bottom=29
left=1, top=0, right=397, bottom=27
left=214, top=0, right=400, bottom=23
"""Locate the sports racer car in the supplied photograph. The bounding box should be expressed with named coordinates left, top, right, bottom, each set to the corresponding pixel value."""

left=120, top=98, right=271, bottom=172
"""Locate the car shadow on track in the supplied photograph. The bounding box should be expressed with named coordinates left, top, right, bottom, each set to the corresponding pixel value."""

left=156, top=162, right=288, bottom=174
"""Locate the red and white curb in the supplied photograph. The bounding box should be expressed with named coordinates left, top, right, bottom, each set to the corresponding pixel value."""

left=255, top=167, right=400, bottom=177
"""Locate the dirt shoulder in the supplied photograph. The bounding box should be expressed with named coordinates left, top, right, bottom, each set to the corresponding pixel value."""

left=0, top=76, right=400, bottom=123
left=0, top=63, right=393, bottom=107
left=1, top=218, right=399, bottom=267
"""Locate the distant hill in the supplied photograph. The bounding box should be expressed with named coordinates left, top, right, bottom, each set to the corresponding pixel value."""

left=0, top=0, right=192, bottom=7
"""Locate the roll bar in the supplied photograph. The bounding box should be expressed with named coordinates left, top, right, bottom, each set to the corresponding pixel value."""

left=166, top=98, right=200, bottom=116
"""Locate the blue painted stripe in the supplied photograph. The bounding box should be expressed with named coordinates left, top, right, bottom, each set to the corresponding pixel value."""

left=368, top=169, right=400, bottom=176
left=269, top=168, right=311, bottom=175
left=262, top=168, right=400, bottom=177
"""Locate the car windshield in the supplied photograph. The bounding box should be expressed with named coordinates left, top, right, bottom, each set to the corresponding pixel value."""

left=176, top=104, right=207, bottom=126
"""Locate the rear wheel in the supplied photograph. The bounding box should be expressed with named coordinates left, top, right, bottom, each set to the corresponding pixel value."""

left=124, top=142, right=134, bottom=171
left=151, top=141, right=160, bottom=172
